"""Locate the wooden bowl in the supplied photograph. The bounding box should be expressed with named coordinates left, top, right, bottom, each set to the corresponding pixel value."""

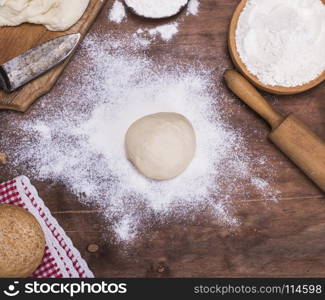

left=228, top=0, right=325, bottom=95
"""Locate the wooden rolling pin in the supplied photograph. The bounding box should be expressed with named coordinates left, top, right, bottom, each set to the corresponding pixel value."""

left=224, top=69, right=325, bottom=192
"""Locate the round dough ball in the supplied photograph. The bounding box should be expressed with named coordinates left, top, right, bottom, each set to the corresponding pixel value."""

left=0, top=0, right=90, bottom=31
left=125, top=112, right=196, bottom=180
left=0, top=204, right=45, bottom=278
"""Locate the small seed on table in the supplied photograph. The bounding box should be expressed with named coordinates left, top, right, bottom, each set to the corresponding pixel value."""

left=87, top=243, right=99, bottom=253
left=0, top=153, right=7, bottom=165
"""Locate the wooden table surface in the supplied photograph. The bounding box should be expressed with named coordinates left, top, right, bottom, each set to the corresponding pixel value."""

left=0, top=0, right=324, bottom=277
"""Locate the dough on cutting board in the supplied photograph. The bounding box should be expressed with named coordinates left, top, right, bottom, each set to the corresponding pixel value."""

left=0, top=0, right=90, bottom=31
left=125, top=112, right=196, bottom=180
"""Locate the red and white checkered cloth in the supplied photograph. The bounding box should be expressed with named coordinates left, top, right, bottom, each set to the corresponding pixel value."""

left=0, top=176, right=94, bottom=278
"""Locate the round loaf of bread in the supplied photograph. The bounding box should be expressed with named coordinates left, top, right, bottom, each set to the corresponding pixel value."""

left=0, top=204, right=45, bottom=278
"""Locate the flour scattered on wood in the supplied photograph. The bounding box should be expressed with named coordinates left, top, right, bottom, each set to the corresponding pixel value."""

left=2, top=33, right=280, bottom=243
left=187, top=0, right=200, bottom=15
left=147, top=22, right=179, bottom=41
left=109, top=0, right=126, bottom=23
left=132, top=22, right=179, bottom=42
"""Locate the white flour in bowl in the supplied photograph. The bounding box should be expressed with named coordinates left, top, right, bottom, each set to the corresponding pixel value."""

left=236, top=0, right=325, bottom=87
left=2, top=33, right=280, bottom=243
left=109, top=0, right=200, bottom=41
left=124, top=0, right=188, bottom=18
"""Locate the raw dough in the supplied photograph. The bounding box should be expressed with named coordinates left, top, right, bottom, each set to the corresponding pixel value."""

left=0, top=0, right=90, bottom=31
left=125, top=112, right=196, bottom=180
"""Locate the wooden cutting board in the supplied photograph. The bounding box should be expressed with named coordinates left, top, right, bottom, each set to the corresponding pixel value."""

left=0, top=0, right=106, bottom=112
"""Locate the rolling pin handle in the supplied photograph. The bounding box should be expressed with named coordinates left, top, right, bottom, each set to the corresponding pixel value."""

left=224, top=70, right=284, bottom=130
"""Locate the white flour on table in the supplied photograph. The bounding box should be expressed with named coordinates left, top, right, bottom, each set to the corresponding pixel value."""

left=147, top=22, right=179, bottom=41
left=109, top=0, right=126, bottom=23
left=2, top=33, right=280, bottom=243
left=187, top=0, right=200, bottom=15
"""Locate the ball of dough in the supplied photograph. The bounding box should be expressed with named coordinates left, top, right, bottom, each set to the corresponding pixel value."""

left=0, top=204, right=45, bottom=278
left=0, top=0, right=90, bottom=31
left=125, top=112, right=196, bottom=180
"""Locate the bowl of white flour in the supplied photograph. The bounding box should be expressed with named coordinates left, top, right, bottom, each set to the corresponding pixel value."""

left=229, top=0, right=325, bottom=95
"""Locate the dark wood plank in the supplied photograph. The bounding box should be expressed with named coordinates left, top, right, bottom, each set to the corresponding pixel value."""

left=0, top=0, right=324, bottom=277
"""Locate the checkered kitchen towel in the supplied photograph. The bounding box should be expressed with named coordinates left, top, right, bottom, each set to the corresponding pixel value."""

left=0, top=176, right=94, bottom=278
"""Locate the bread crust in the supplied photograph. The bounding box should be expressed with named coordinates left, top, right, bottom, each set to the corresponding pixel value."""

left=0, top=204, right=45, bottom=278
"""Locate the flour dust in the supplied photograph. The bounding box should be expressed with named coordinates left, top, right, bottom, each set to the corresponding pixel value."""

left=2, top=33, right=280, bottom=243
